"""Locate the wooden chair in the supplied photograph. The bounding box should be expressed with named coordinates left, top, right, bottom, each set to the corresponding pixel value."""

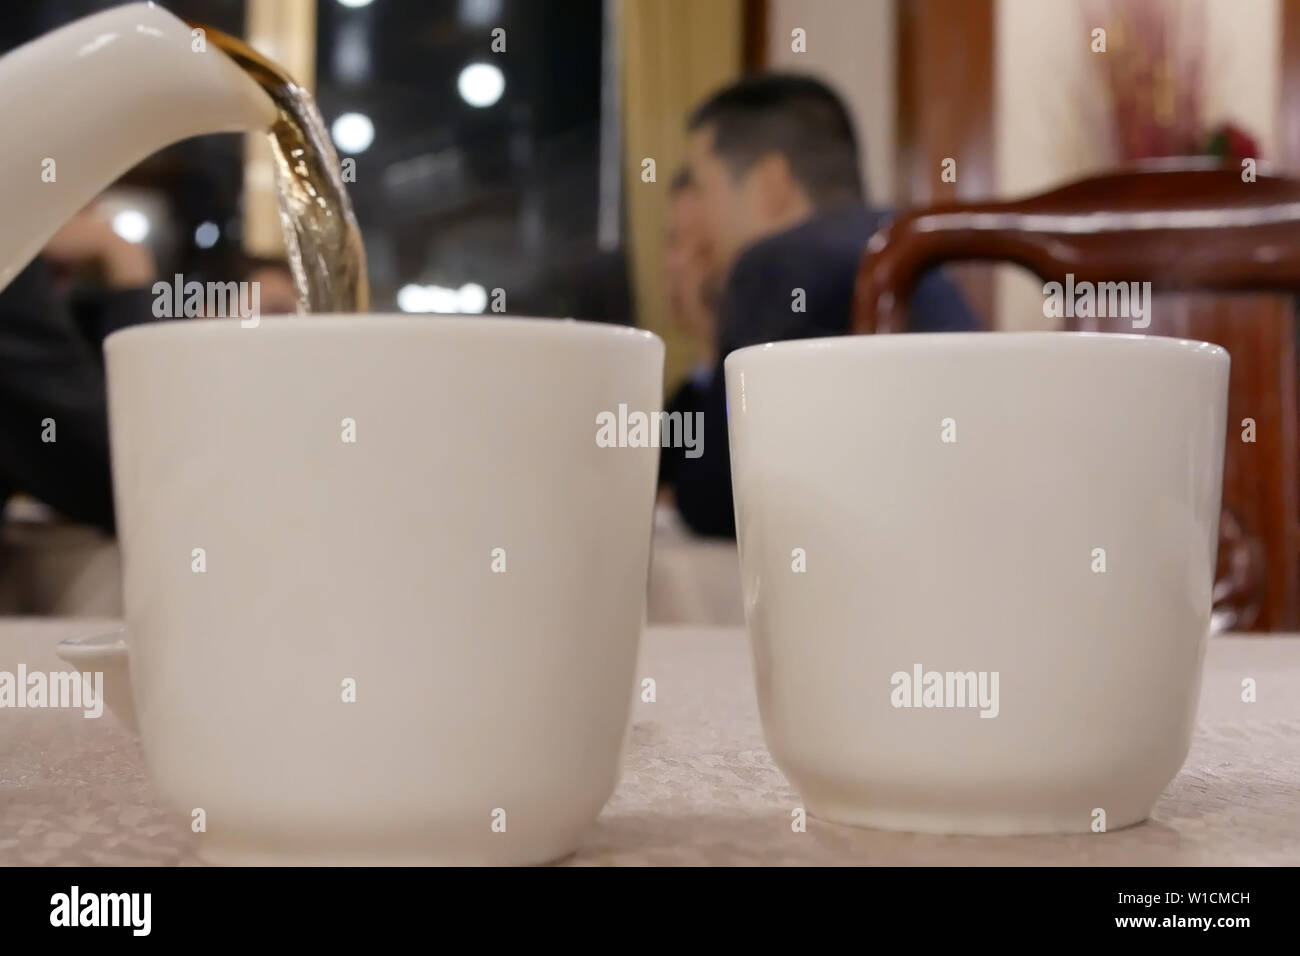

left=853, top=162, right=1300, bottom=631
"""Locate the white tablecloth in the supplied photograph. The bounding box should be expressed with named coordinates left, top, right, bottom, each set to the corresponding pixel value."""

left=1, top=619, right=1297, bottom=865
left=646, top=517, right=743, bottom=625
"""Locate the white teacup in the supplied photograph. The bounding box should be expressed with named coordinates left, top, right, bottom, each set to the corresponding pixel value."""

left=61, top=315, right=663, bottom=865
left=725, top=331, right=1229, bottom=835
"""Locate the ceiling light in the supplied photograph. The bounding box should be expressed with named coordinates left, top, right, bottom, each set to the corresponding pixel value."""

left=194, top=221, right=220, bottom=249
left=331, top=112, right=374, bottom=154
left=457, top=62, right=504, bottom=108
left=111, top=209, right=149, bottom=243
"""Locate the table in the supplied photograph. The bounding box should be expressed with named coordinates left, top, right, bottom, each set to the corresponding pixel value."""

left=646, top=516, right=743, bottom=626
left=2, top=619, right=1297, bottom=865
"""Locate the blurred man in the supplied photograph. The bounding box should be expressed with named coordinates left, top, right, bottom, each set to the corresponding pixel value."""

left=0, top=220, right=294, bottom=533
left=658, top=168, right=719, bottom=505
left=0, top=209, right=159, bottom=532
left=672, top=73, right=978, bottom=537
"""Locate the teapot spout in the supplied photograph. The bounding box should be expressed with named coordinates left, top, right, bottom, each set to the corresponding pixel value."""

left=0, top=2, right=278, bottom=291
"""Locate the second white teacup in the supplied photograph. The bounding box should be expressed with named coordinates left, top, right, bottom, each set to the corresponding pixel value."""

left=725, top=331, right=1229, bottom=835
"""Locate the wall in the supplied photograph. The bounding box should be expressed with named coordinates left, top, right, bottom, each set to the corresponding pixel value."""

left=766, top=0, right=897, bottom=204
left=759, top=0, right=1281, bottom=327
left=994, top=0, right=1280, bottom=329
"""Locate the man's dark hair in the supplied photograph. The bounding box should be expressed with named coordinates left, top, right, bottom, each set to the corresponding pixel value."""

left=687, top=73, right=864, bottom=207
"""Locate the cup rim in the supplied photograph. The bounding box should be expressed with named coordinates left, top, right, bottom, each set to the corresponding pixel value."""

left=105, top=314, right=663, bottom=352
left=724, top=330, right=1229, bottom=369
left=54, top=628, right=129, bottom=661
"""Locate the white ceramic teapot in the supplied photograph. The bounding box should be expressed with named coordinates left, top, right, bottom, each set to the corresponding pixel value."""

left=0, top=2, right=277, bottom=291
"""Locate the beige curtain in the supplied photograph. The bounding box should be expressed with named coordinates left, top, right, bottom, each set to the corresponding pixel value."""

left=621, top=0, right=742, bottom=387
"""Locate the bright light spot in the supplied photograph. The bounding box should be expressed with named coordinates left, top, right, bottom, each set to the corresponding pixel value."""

left=457, top=62, right=505, bottom=108
left=194, top=221, right=220, bottom=249
left=396, top=284, right=426, bottom=313
left=331, top=112, right=374, bottom=154
left=398, top=282, right=489, bottom=314
left=457, top=282, right=487, bottom=313
left=337, top=0, right=374, bottom=8
left=111, top=209, right=149, bottom=244
left=433, top=287, right=461, bottom=312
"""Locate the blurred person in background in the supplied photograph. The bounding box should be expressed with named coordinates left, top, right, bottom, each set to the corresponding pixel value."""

left=0, top=212, right=295, bottom=533
left=670, top=73, right=979, bottom=537
left=658, top=167, right=721, bottom=509
left=0, top=207, right=159, bottom=533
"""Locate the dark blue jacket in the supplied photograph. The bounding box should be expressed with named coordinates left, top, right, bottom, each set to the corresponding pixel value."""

left=0, top=258, right=156, bottom=532
left=670, top=204, right=980, bottom=537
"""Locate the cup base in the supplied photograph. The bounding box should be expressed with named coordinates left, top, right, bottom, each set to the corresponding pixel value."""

left=804, top=795, right=1153, bottom=836
left=191, top=833, right=581, bottom=867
